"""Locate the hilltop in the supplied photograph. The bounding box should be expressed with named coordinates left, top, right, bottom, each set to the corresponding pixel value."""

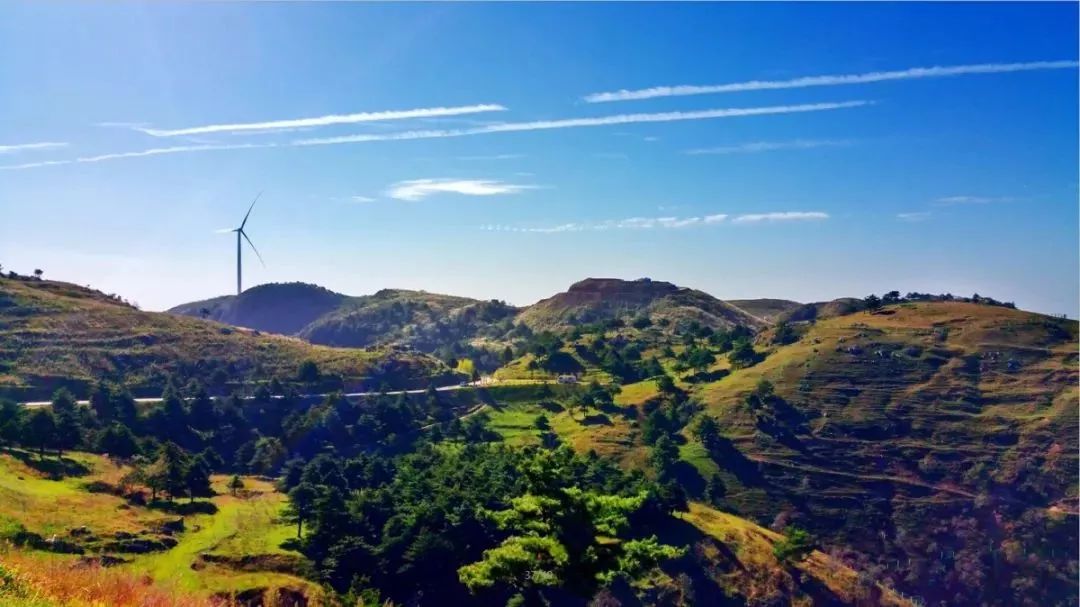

left=517, top=278, right=763, bottom=332
left=169, top=282, right=348, bottom=336
left=0, top=277, right=449, bottom=400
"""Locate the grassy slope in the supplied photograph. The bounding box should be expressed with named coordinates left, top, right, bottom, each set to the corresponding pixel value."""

left=688, top=302, right=1078, bottom=567
left=0, top=450, right=319, bottom=602
left=488, top=302, right=1076, bottom=601
left=0, top=277, right=446, bottom=399
left=668, top=502, right=913, bottom=606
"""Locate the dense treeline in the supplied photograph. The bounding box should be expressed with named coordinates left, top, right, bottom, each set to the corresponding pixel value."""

left=279, top=444, right=685, bottom=605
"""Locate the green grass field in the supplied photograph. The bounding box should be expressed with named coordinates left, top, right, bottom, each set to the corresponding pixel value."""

left=0, top=450, right=319, bottom=602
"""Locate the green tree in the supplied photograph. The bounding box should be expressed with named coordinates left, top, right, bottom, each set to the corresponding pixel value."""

left=26, top=408, right=56, bottom=458
left=691, top=415, right=721, bottom=450
left=704, top=474, right=726, bottom=504
left=656, top=374, right=677, bottom=395
left=649, top=435, right=680, bottom=480
left=88, top=381, right=115, bottom=423
left=228, top=474, right=245, bottom=496
left=863, top=294, right=882, bottom=311
left=151, top=442, right=189, bottom=501
left=773, top=527, right=814, bottom=565
left=754, top=379, right=775, bottom=399
left=248, top=436, right=287, bottom=475
left=728, top=340, right=760, bottom=369
left=112, top=389, right=138, bottom=428
left=286, top=482, right=318, bottom=537
left=184, top=455, right=213, bottom=502
left=533, top=415, right=551, bottom=431
left=54, top=409, right=82, bottom=457
left=96, top=423, right=140, bottom=458
left=297, top=360, right=320, bottom=384
left=0, top=399, right=24, bottom=450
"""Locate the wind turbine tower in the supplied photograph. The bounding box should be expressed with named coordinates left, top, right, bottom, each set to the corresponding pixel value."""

left=232, top=193, right=265, bottom=295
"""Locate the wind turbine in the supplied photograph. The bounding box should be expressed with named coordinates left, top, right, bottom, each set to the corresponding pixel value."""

left=232, top=193, right=265, bottom=295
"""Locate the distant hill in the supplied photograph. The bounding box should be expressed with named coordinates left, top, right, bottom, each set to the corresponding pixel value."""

left=299, top=288, right=518, bottom=349
left=778, top=296, right=866, bottom=323
left=728, top=298, right=803, bottom=323
left=169, top=282, right=348, bottom=336
left=517, top=278, right=763, bottom=332
left=0, top=277, right=448, bottom=400
left=171, top=283, right=518, bottom=352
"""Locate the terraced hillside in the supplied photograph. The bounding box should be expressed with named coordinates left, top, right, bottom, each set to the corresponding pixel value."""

left=689, top=302, right=1078, bottom=605
left=0, top=277, right=449, bottom=400
left=481, top=300, right=1077, bottom=605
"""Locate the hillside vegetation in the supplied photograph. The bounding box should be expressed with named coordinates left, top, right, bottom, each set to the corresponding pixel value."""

left=4, top=272, right=1076, bottom=606
left=691, top=302, right=1078, bottom=605
left=0, top=450, right=319, bottom=605
left=0, top=277, right=448, bottom=400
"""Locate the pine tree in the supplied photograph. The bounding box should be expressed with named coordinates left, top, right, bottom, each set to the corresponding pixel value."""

left=184, top=455, right=213, bottom=503
left=26, top=408, right=56, bottom=458
left=153, top=442, right=189, bottom=501
left=88, top=381, right=114, bottom=424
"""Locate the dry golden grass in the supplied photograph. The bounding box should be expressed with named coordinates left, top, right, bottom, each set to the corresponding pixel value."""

left=0, top=550, right=223, bottom=607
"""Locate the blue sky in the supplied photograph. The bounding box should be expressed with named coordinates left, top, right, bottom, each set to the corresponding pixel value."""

left=1, top=2, right=1077, bottom=315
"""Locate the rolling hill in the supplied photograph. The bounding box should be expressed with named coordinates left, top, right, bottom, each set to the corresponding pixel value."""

left=170, top=278, right=767, bottom=358
left=516, top=278, right=764, bottom=332
left=0, top=277, right=450, bottom=400
left=171, top=283, right=518, bottom=352
left=501, top=299, right=1078, bottom=605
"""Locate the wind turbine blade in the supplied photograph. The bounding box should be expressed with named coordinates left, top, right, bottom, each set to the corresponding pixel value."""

left=240, top=230, right=266, bottom=267
left=214, top=228, right=235, bottom=234
left=239, top=191, right=262, bottom=230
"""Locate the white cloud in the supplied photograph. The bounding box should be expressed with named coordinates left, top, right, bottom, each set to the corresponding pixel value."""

left=0, top=143, right=267, bottom=170
left=731, top=211, right=829, bottom=224
left=897, top=211, right=932, bottom=222
left=136, top=104, right=507, bottom=137
left=584, top=60, right=1079, bottom=102
left=292, top=101, right=870, bottom=147
left=2, top=101, right=868, bottom=171
left=455, top=153, right=523, bottom=161
left=350, top=195, right=376, bottom=203
left=489, top=211, right=824, bottom=233
left=0, top=141, right=68, bottom=154
left=934, top=195, right=1013, bottom=205
left=685, top=139, right=853, bottom=155
left=386, top=178, right=537, bottom=201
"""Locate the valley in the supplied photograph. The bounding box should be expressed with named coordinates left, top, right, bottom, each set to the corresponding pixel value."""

left=0, top=273, right=1075, bottom=606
